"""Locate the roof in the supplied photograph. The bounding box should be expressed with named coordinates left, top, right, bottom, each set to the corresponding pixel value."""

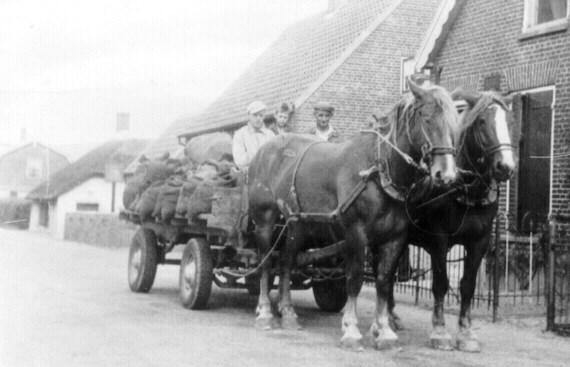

left=414, top=0, right=467, bottom=70
left=27, top=139, right=148, bottom=200
left=136, top=0, right=402, bottom=161
left=0, top=141, right=69, bottom=164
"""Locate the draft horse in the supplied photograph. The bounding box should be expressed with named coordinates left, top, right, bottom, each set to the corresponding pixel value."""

left=399, top=89, right=515, bottom=352
left=247, top=80, right=460, bottom=349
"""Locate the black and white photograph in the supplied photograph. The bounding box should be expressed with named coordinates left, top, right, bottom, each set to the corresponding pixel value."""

left=2, top=0, right=570, bottom=366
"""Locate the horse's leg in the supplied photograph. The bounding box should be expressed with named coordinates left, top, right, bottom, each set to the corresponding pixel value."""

left=387, top=274, right=404, bottom=331
left=456, top=234, right=489, bottom=353
left=254, top=212, right=277, bottom=330
left=340, top=224, right=366, bottom=350
left=428, top=239, right=453, bottom=350
left=277, top=221, right=304, bottom=330
left=369, top=235, right=405, bottom=350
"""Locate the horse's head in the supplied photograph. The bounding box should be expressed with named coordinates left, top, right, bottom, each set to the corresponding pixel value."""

left=452, top=89, right=516, bottom=182
left=404, top=79, right=459, bottom=186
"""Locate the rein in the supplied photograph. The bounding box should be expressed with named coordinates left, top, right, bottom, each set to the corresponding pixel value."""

left=360, top=129, right=428, bottom=174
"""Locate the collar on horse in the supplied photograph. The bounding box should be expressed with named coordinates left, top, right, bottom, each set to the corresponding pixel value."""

left=282, top=128, right=439, bottom=221
left=282, top=140, right=385, bottom=221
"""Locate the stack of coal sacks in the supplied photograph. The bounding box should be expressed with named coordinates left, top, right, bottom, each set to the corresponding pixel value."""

left=123, top=132, right=240, bottom=223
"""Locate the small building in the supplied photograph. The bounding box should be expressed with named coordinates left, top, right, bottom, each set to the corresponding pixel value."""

left=27, top=139, right=147, bottom=239
left=130, top=0, right=448, bottom=166
left=416, top=0, right=570, bottom=229
left=0, top=142, right=69, bottom=199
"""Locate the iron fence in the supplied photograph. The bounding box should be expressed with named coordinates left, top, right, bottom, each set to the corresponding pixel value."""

left=389, top=211, right=553, bottom=321
left=546, top=219, right=570, bottom=335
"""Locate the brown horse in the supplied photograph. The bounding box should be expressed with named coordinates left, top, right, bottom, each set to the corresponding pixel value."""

left=247, top=80, right=459, bottom=349
left=397, top=89, right=515, bottom=352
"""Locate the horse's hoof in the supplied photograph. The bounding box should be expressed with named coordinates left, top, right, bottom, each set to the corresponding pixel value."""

left=374, top=338, right=398, bottom=350
left=456, top=337, right=481, bottom=353
left=340, top=337, right=364, bottom=352
left=281, top=315, right=302, bottom=330
left=430, top=328, right=453, bottom=351
left=456, top=330, right=481, bottom=353
left=389, top=316, right=405, bottom=331
left=255, top=316, right=275, bottom=331
left=369, top=324, right=398, bottom=350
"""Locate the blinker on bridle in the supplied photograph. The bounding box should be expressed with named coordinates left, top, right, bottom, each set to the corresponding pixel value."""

left=419, top=123, right=456, bottom=167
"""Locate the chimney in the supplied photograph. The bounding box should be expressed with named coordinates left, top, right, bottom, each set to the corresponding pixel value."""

left=116, top=112, right=130, bottom=133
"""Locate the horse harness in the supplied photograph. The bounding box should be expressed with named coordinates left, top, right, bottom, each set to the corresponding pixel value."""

left=281, top=129, right=453, bottom=223
left=455, top=94, right=513, bottom=207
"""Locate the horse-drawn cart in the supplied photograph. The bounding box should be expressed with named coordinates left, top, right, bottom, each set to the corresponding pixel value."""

left=120, top=131, right=348, bottom=313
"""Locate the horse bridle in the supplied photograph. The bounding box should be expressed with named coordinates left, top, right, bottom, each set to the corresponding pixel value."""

left=418, top=123, right=457, bottom=168
left=465, top=100, right=514, bottom=164
left=361, top=126, right=456, bottom=178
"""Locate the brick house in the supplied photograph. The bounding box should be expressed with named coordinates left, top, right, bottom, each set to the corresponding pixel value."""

left=131, top=0, right=448, bottom=166
left=415, top=0, right=570, bottom=229
left=0, top=142, right=69, bottom=199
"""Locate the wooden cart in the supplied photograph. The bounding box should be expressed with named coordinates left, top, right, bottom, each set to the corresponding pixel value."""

left=121, top=183, right=348, bottom=312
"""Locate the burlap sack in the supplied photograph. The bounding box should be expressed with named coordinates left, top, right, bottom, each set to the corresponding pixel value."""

left=175, top=179, right=200, bottom=217
left=152, top=178, right=184, bottom=222
left=135, top=181, right=163, bottom=221
left=185, top=132, right=233, bottom=164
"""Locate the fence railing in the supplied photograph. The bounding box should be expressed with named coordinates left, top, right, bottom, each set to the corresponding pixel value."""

left=546, top=220, right=570, bottom=335
left=391, top=211, right=553, bottom=321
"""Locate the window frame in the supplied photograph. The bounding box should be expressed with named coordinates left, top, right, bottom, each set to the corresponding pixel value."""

left=400, top=57, right=416, bottom=94
left=522, top=0, right=569, bottom=39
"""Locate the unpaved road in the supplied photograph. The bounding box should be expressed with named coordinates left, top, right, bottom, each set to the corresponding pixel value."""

left=1, top=228, right=569, bottom=367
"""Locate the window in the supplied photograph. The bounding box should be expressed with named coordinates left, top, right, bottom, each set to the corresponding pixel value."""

left=523, top=0, right=568, bottom=36
left=25, top=158, right=43, bottom=179
left=76, top=203, right=99, bottom=212
left=401, top=57, right=416, bottom=93
left=9, top=191, right=17, bottom=198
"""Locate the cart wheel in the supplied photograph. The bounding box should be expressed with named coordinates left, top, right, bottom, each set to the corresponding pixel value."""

left=128, top=228, right=158, bottom=293
left=245, top=273, right=275, bottom=296
left=312, top=278, right=347, bottom=312
left=179, top=238, right=213, bottom=310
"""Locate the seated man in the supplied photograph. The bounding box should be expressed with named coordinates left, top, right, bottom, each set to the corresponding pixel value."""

left=275, top=102, right=294, bottom=135
left=232, top=100, right=275, bottom=170
left=308, top=101, right=340, bottom=142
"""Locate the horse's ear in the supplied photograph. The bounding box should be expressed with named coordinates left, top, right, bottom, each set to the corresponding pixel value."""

left=407, top=77, right=428, bottom=100
left=451, top=87, right=481, bottom=108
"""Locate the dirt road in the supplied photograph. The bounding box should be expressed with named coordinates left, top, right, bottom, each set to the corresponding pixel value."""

left=1, top=228, right=569, bottom=367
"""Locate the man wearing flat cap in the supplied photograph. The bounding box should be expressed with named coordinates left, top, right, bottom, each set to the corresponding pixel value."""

left=232, top=100, right=275, bottom=169
left=309, top=101, right=339, bottom=142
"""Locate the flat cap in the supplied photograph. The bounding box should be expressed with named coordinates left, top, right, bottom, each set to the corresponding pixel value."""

left=247, top=100, right=267, bottom=115
left=313, top=101, right=334, bottom=114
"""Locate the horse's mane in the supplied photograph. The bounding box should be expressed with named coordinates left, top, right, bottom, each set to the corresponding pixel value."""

left=459, top=91, right=508, bottom=131
left=374, top=84, right=460, bottom=145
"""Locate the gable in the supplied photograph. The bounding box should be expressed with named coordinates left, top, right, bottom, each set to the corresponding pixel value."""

left=137, top=0, right=403, bottom=161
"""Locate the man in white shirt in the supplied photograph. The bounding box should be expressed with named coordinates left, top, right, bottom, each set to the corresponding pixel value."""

left=308, top=101, right=339, bottom=142
left=232, top=100, right=275, bottom=169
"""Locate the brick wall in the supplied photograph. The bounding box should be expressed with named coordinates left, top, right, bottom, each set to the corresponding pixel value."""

left=291, top=0, right=441, bottom=136
left=64, top=212, right=136, bottom=248
left=434, top=0, right=570, bottom=220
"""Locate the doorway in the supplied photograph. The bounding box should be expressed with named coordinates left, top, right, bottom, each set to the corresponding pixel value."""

left=517, top=89, right=553, bottom=231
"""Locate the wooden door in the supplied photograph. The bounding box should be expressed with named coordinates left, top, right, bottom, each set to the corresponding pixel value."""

left=517, top=90, right=552, bottom=231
